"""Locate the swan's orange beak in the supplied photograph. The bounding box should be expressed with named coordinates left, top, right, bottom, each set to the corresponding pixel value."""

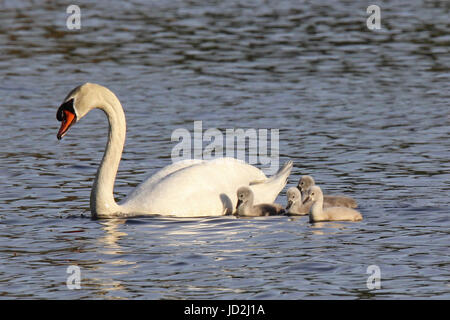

left=57, top=99, right=76, bottom=140
left=57, top=109, right=76, bottom=140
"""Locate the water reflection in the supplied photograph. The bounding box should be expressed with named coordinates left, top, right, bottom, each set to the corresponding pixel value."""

left=286, top=216, right=357, bottom=235
left=309, top=222, right=353, bottom=235
left=87, top=219, right=134, bottom=299
left=98, top=219, right=127, bottom=254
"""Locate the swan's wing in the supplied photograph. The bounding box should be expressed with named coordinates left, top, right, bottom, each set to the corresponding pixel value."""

left=124, top=159, right=204, bottom=201
left=145, top=159, right=204, bottom=185
left=249, top=179, right=267, bottom=185
left=250, top=160, right=293, bottom=204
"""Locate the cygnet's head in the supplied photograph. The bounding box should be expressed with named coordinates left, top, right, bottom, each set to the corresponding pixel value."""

left=302, top=185, right=323, bottom=204
left=297, top=175, right=315, bottom=194
left=236, top=186, right=253, bottom=209
left=286, top=187, right=301, bottom=210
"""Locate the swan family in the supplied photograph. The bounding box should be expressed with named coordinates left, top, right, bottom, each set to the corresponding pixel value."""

left=56, top=83, right=362, bottom=222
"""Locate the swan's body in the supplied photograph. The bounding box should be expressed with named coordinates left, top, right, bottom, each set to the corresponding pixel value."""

left=303, top=186, right=363, bottom=222
left=297, top=175, right=357, bottom=208
left=56, top=83, right=293, bottom=218
left=236, top=186, right=285, bottom=217
left=122, top=157, right=291, bottom=217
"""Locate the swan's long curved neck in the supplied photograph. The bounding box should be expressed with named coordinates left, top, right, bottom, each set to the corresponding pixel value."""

left=90, top=98, right=126, bottom=218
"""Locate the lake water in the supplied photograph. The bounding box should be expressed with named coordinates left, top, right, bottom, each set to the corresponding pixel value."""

left=0, top=0, right=449, bottom=299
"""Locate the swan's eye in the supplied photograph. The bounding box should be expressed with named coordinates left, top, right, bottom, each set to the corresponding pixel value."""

left=57, top=98, right=75, bottom=121
left=311, top=193, right=315, bottom=196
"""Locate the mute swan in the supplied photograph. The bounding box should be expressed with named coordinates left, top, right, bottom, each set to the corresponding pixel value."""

left=56, top=83, right=293, bottom=218
left=285, top=187, right=310, bottom=215
left=235, top=186, right=285, bottom=216
left=297, top=175, right=357, bottom=208
left=303, top=186, right=363, bottom=222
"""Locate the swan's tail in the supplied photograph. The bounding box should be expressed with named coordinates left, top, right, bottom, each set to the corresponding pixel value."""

left=250, top=160, right=293, bottom=205
left=272, top=160, right=294, bottom=185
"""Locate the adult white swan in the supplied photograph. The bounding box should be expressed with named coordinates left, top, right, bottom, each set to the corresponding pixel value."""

left=56, top=83, right=293, bottom=219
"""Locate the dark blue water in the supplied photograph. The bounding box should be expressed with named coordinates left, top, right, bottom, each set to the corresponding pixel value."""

left=0, top=0, right=448, bottom=299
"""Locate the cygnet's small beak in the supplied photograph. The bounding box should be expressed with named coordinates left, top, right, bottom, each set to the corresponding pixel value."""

left=236, top=199, right=243, bottom=209
left=302, top=196, right=311, bottom=204
left=286, top=200, right=293, bottom=210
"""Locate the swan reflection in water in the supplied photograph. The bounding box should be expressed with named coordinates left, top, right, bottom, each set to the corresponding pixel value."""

left=98, top=219, right=127, bottom=254
left=87, top=219, right=132, bottom=298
